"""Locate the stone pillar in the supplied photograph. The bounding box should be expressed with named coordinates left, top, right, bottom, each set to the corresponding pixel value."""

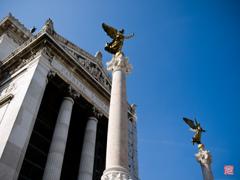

left=42, top=97, right=74, bottom=180
left=0, top=55, right=51, bottom=180
left=78, top=106, right=102, bottom=180
left=195, top=146, right=214, bottom=180
left=102, top=53, right=133, bottom=180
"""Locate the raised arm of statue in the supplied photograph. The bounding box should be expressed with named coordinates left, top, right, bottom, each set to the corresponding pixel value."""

left=124, top=33, right=134, bottom=39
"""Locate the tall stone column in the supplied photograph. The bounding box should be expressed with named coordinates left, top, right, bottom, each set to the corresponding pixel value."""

left=78, top=106, right=103, bottom=180
left=195, top=146, right=214, bottom=180
left=102, top=53, right=133, bottom=180
left=42, top=96, right=74, bottom=180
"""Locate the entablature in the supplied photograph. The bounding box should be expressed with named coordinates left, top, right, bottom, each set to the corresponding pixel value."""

left=0, top=15, right=135, bottom=118
left=0, top=13, right=32, bottom=45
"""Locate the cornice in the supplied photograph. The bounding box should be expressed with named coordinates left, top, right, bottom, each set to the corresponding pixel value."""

left=0, top=13, right=32, bottom=43
left=0, top=28, right=46, bottom=68
left=0, top=30, right=112, bottom=101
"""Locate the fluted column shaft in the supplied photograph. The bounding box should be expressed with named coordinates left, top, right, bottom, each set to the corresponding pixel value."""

left=106, top=69, right=128, bottom=169
left=78, top=117, right=98, bottom=180
left=102, top=54, right=133, bottom=179
left=201, top=163, right=214, bottom=180
left=43, top=97, right=74, bottom=180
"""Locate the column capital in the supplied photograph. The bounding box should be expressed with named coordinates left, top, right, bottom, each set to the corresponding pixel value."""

left=46, top=69, right=57, bottom=84
left=102, top=166, right=132, bottom=180
left=195, top=148, right=213, bottom=164
left=47, top=69, right=57, bottom=78
left=106, top=53, right=133, bottom=74
left=67, top=84, right=81, bottom=99
left=89, top=105, right=103, bottom=119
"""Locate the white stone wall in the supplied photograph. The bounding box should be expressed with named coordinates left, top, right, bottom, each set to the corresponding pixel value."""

left=0, top=55, right=50, bottom=180
left=128, top=114, right=139, bottom=180
left=0, top=33, right=19, bottom=60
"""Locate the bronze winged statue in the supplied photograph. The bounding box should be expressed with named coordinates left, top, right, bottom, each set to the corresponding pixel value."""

left=183, top=117, right=206, bottom=146
left=102, top=23, right=134, bottom=55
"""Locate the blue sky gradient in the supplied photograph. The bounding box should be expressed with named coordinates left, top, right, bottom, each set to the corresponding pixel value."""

left=1, top=0, right=240, bottom=179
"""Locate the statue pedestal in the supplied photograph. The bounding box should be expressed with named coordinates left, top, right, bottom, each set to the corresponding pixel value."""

left=195, top=147, right=214, bottom=180
left=101, top=53, right=133, bottom=180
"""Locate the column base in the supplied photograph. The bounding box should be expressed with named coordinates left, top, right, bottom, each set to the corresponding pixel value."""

left=101, top=166, right=132, bottom=180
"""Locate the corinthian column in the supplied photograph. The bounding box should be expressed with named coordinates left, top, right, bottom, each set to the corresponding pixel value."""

left=78, top=106, right=103, bottom=180
left=102, top=53, right=133, bottom=180
left=195, top=145, right=214, bottom=180
left=42, top=97, right=74, bottom=180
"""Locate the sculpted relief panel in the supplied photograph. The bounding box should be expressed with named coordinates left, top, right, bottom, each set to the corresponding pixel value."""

left=56, top=40, right=111, bottom=92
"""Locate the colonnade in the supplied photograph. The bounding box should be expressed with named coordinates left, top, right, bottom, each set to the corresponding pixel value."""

left=42, top=95, right=102, bottom=180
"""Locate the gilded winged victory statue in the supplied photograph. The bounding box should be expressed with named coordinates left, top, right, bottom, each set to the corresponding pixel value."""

left=102, top=23, right=134, bottom=55
left=183, top=117, right=206, bottom=146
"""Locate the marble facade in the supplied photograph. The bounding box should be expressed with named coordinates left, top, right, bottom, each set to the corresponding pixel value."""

left=0, top=13, right=140, bottom=180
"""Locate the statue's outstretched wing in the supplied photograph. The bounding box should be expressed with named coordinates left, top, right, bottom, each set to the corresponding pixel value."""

left=102, top=23, right=117, bottom=39
left=183, top=117, right=197, bottom=129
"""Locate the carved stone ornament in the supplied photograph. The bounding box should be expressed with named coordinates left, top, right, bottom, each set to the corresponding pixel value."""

left=59, top=45, right=111, bottom=91
left=91, top=106, right=103, bottom=119
left=95, top=51, right=103, bottom=61
left=43, top=18, right=54, bottom=34
left=131, top=104, right=137, bottom=114
left=106, top=53, right=133, bottom=74
left=1, top=83, right=18, bottom=97
left=47, top=70, right=57, bottom=78
left=195, top=148, right=213, bottom=164
left=68, top=85, right=81, bottom=99
left=42, top=46, right=54, bottom=59
left=101, top=167, right=132, bottom=180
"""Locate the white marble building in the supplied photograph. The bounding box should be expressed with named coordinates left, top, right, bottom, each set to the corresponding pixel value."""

left=0, top=13, right=139, bottom=180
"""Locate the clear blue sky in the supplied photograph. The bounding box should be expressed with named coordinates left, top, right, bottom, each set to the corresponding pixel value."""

left=1, top=0, right=240, bottom=179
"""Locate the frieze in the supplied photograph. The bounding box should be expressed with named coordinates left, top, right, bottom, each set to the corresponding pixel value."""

left=59, top=44, right=111, bottom=92
left=51, top=58, right=109, bottom=114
